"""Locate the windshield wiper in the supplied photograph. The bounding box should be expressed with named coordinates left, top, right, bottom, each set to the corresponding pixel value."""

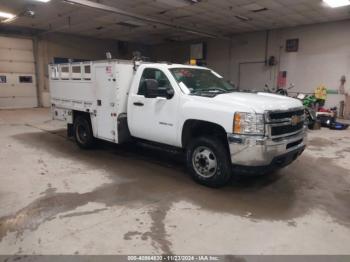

left=191, top=88, right=233, bottom=94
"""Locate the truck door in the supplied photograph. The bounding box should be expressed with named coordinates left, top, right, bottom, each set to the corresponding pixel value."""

left=128, top=68, right=179, bottom=146
left=95, top=65, right=116, bottom=141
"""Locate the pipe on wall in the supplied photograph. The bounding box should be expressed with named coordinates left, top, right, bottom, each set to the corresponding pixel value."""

left=32, top=36, right=41, bottom=107
left=228, top=36, right=233, bottom=82
left=265, top=30, right=269, bottom=63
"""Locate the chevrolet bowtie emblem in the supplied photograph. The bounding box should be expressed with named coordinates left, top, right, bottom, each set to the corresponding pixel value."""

left=291, top=115, right=301, bottom=126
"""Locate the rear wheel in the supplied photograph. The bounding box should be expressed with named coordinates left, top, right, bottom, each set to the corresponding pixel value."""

left=186, top=136, right=232, bottom=188
left=73, top=115, right=95, bottom=149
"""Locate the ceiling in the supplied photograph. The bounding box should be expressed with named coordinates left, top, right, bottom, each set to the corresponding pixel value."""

left=0, top=0, right=350, bottom=44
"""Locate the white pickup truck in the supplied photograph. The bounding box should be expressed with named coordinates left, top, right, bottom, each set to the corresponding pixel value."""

left=49, top=59, right=306, bottom=187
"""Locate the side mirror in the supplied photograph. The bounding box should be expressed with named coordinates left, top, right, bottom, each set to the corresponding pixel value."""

left=157, top=86, right=175, bottom=99
left=166, top=87, right=174, bottom=99
left=144, top=79, right=158, bottom=98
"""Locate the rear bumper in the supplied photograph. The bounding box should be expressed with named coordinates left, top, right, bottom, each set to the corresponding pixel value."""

left=227, top=128, right=307, bottom=169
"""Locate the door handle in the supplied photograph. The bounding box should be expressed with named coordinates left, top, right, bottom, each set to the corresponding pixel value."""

left=133, top=102, right=144, bottom=107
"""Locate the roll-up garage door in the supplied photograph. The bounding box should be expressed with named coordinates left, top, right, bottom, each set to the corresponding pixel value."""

left=0, top=36, right=38, bottom=108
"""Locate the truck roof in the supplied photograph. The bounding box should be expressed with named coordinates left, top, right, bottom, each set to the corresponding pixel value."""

left=49, top=59, right=209, bottom=71
left=139, top=63, right=209, bottom=70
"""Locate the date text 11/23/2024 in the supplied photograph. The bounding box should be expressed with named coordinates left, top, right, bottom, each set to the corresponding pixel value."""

left=127, top=255, right=220, bottom=261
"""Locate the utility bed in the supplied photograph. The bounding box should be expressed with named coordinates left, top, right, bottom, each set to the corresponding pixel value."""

left=50, top=59, right=134, bottom=142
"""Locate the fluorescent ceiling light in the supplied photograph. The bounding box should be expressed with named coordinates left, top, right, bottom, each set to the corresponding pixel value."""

left=33, top=0, right=51, bottom=2
left=323, top=0, right=350, bottom=8
left=0, top=11, right=16, bottom=19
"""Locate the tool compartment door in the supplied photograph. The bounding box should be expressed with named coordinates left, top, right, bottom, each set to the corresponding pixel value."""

left=95, top=65, right=117, bottom=141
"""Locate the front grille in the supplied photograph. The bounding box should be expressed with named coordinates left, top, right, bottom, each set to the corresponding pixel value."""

left=267, top=108, right=305, bottom=137
left=271, top=121, right=304, bottom=136
left=269, top=109, right=304, bottom=121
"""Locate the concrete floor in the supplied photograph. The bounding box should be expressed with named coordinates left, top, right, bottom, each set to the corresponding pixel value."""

left=0, top=108, right=349, bottom=255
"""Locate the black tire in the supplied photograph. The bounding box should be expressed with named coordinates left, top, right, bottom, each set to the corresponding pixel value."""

left=73, top=115, right=95, bottom=149
left=186, top=136, right=232, bottom=188
left=276, top=89, right=288, bottom=96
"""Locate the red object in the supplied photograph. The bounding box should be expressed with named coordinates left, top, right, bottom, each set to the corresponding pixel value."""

left=319, top=108, right=331, bottom=113
left=277, top=71, right=287, bottom=88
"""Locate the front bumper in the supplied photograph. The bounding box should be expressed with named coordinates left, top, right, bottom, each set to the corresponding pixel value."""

left=227, top=128, right=307, bottom=168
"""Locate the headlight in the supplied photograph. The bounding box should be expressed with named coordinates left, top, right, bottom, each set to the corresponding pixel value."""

left=233, top=112, right=265, bottom=135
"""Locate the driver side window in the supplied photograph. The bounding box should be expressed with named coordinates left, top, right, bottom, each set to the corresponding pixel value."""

left=138, top=68, right=172, bottom=96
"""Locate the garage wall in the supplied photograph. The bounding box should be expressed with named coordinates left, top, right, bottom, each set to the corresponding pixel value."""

left=0, top=32, right=149, bottom=108
left=277, top=21, right=350, bottom=108
left=151, top=41, right=191, bottom=64
left=225, top=20, right=350, bottom=108
left=207, top=31, right=279, bottom=92
left=151, top=19, right=350, bottom=108
left=151, top=31, right=279, bottom=91
left=0, top=36, right=38, bottom=108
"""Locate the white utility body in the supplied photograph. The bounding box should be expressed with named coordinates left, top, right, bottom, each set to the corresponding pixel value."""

left=50, top=60, right=134, bottom=142
left=50, top=59, right=307, bottom=187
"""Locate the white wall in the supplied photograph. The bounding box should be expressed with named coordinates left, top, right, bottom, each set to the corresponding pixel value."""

left=210, top=20, right=350, bottom=107
left=277, top=21, right=350, bottom=107
left=207, top=31, right=278, bottom=92
left=151, top=20, right=350, bottom=108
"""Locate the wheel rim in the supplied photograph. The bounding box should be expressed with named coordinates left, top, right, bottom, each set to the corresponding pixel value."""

left=76, top=123, right=88, bottom=144
left=192, top=146, right=218, bottom=178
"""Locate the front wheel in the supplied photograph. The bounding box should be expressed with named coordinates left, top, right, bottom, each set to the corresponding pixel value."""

left=186, top=137, right=232, bottom=188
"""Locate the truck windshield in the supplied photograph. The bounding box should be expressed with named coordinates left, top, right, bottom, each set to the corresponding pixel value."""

left=170, top=68, right=235, bottom=95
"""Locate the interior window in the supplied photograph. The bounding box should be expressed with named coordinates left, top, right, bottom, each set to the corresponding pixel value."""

left=0, top=76, right=7, bottom=83
left=19, top=76, right=33, bottom=83
left=84, top=65, right=91, bottom=74
left=84, top=65, right=91, bottom=80
left=72, top=66, right=81, bottom=74
left=72, top=65, right=82, bottom=80
left=60, top=66, right=70, bottom=79
left=138, top=68, right=172, bottom=96
left=61, top=66, right=69, bottom=73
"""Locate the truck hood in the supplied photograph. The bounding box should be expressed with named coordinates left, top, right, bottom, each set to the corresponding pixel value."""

left=212, top=92, right=303, bottom=113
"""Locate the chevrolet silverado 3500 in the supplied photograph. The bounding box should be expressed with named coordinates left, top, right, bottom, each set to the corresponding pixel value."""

left=50, top=59, right=306, bottom=187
